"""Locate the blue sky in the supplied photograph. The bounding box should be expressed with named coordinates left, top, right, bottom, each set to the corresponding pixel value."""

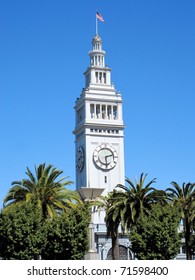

left=0, top=0, right=195, bottom=207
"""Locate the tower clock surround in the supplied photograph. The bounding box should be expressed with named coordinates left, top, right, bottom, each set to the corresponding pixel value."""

left=93, top=143, right=118, bottom=170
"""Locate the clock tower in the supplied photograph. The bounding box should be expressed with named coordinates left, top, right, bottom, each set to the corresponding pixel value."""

left=73, top=34, right=125, bottom=200
left=73, top=33, right=126, bottom=259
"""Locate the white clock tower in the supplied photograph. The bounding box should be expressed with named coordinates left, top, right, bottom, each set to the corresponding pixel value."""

left=73, top=34, right=125, bottom=199
left=73, top=33, right=126, bottom=259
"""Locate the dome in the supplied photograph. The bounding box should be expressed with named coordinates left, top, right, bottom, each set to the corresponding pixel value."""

left=92, top=34, right=102, bottom=43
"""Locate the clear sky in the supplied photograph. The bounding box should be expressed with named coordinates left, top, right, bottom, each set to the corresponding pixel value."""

left=0, top=0, right=195, bottom=208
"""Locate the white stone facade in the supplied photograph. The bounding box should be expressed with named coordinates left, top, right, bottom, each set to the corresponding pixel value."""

left=73, top=34, right=126, bottom=256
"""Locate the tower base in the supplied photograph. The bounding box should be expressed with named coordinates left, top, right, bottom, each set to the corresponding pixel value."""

left=84, top=252, right=100, bottom=260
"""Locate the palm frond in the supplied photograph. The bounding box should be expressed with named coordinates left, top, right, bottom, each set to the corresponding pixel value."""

left=3, top=163, right=76, bottom=219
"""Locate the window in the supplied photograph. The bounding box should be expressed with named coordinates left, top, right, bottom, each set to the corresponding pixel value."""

left=95, top=72, right=98, bottom=83
left=99, top=72, right=102, bottom=83
left=107, top=105, right=111, bottom=119
left=107, top=246, right=131, bottom=260
left=103, top=73, right=106, bottom=83
left=102, top=105, right=106, bottom=119
left=98, top=56, right=101, bottom=65
left=96, top=105, right=100, bottom=118
left=113, top=106, right=118, bottom=119
left=77, top=106, right=84, bottom=124
left=90, top=104, right=94, bottom=118
left=89, top=104, right=119, bottom=121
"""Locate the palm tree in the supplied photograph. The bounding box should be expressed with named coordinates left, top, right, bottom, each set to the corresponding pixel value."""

left=115, top=173, right=165, bottom=231
left=166, top=181, right=195, bottom=260
left=3, top=163, right=80, bottom=219
left=103, top=173, right=164, bottom=259
left=103, top=191, right=121, bottom=260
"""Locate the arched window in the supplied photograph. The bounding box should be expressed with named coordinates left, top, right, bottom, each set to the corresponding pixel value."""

left=106, top=245, right=132, bottom=260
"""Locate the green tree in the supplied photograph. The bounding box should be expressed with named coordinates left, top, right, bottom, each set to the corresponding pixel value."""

left=42, top=204, right=90, bottom=260
left=94, top=191, right=124, bottom=260
left=3, top=163, right=79, bottom=219
left=104, top=192, right=121, bottom=260
left=102, top=173, right=164, bottom=259
left=130, top=203, right=181, bottom=260
left=113, top=173, right=164, bottom=231
left=0, top=201, right=47, bottom=260
left=166, top=181, right=195, bottom=260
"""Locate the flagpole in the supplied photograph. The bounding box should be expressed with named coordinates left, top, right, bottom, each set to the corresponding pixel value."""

left=95, top=12, right=104, bottom=35
left=96, top=13, right=98, bottom=35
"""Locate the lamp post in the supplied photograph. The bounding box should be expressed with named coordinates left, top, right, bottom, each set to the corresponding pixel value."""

left=98, top=242, right=108, bottom=260
left=78, top=187, right=105, bottom=260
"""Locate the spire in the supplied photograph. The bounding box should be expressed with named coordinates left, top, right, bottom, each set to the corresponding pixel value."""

left=88, top=34, right=106, bottom=68
left=84, top=34, right=112, bottom=88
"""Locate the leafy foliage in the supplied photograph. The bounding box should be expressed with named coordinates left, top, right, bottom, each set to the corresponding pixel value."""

left=0, top=201, right=90, bottom=260
left=99, top=173, right=165, bottom=260
left=166, top=181, right=195, bottom=259
left=130, top=203, right=181, bottom=260
left=42, top=204, right=90, bottom=260
left=0, top=201, right=47, bottom=260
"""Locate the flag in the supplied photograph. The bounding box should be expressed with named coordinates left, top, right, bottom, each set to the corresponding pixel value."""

left=96, top=12, right=104, bottom=22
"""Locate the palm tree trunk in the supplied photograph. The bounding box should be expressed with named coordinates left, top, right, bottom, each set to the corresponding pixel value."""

left=111, top=228, right=120, bottom=260
left=185, top=219, right=192, bottom=260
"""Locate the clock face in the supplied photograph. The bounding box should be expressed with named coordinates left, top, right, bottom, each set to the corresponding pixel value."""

left=93, top=144, right=118, bottom=170
left=76, top=146, right=84, bottom=172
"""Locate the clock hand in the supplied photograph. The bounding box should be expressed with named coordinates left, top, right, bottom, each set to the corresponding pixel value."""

left=105, top=154, right=112, bottom=165
left=105, top=155, right=112, bottom=159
